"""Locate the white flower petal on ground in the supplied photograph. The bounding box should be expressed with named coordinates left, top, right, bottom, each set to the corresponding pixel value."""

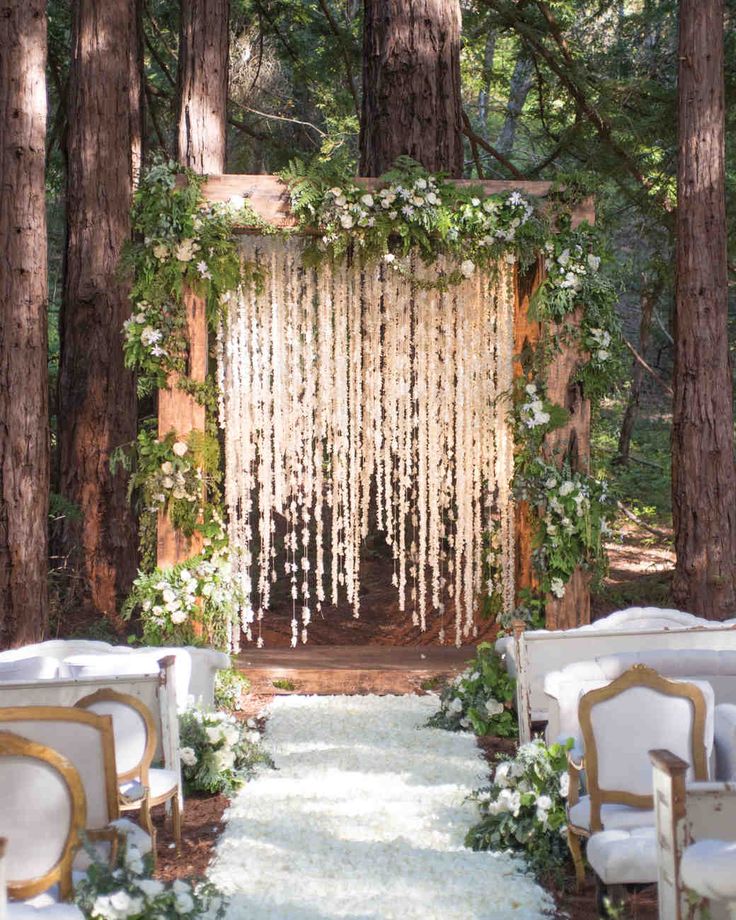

left=208, top=694, right=553, bottom=919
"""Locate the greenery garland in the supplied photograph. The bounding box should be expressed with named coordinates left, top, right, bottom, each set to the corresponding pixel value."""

left=122, top=158, right=623, bottom=644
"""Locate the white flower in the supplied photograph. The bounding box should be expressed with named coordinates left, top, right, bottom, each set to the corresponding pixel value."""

left=360, top=193, right=374, bottom=207
left=137, top=878, right=165, bottom=898
left=180, top=746, right=197, bottom=767
left=460, top=260, right=475, bottom=278
left=426, top=191, right=439, bottom=205
left=557, top=248, right=570, bottom=267
left=550, top=577, right=566, bottom=599
left=134, top=312, right=146, bottom=324
left=175, top=891, right=195, bottom=914
left=229, top=195, right=246, bottom=210
left=559, top=772, right=570, bottom=798
left=161, top=587, right=176, bottom=604
left=471, top=197, right=480, bottom=207
left=172, top=441, right=188, bottom=457
left=152, top=243, right=169, bottom=260
left=196, top=260, right=212, bottom=280
left=329, top=187, right=342, bottom=197
left=140, top=327, right=162, bottom=347
left=415, top=178, right=427, bottom=189
left=339, top=213, right=354, bottom=229
left=400, top=205, right=414, bottom=218
left=383, top=253, right=396, bottom=263
left=494, top=761, right=512, bottom=787
left=587, top=253, right=601, bottom=272
left=175, top=239, right=199, bottom=262
left=161, top=460, right=174, bottom=475
left=598, top=349, right=610, bottom=361
left=485, top=698, right=504, bottom=717
left=215, top=748, right=236, bottom=771
left=448, top=697, right=463, bottom=714
left=559, top=480, right=575, bottom=497
left=170, top=608, right=188, bottom=625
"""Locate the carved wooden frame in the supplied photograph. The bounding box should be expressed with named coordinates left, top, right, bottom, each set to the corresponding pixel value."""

left=0, top=730, right=87, bottom=902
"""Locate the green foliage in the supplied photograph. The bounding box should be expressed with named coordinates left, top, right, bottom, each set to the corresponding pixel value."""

left=178, top=708, right=273, bottom=796
left=214, top=667, right=251, bottom=712
left=74, top=820, right=226, bottom=918
left=112, top=426, right=221, bottom=539
left=428, top=643, right=517, bottom=738
left=124, top=160, right=263, bottom=396
left=272, top=678, right=297, bottom=691
left=121, top=549, right=240, bottom=650
left=466, top=738, right=573, bottom=883
left=512, top=459, right=616, bottom=621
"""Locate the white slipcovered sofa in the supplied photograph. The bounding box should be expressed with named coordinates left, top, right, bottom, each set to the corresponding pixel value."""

left=495, top=607, right=736, bottom=741
left=545, top=649, right=736, bottom=761
left=0, top=640, right=230, bottom=710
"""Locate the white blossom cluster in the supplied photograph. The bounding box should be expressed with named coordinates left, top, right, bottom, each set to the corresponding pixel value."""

left=146, top=439, right=203, bottom=511
left=586, top=326, right=612, bottom=363
left=544, top=240, right=601, bottom=293
left=75, top=818, right=225, bottom=920
left=122, top=302, right=169, bottom=361
left=518, top=382, right=552, bottom=430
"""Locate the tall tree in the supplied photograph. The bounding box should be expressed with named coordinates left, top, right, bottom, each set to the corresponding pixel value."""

left=359, top=0, right=464, bottom=177
left=0, top=0, right=50, bottom=647
left=672, top=0, right=736, bottom=618
left=177, top=0, right=229, bottom=172
left=58, top=0, right=141, bottom=627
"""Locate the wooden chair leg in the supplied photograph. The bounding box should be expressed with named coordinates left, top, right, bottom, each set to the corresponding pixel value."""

left=567, top=828, right=586, bottom=890
left=171, top=792, right=182, bottom=854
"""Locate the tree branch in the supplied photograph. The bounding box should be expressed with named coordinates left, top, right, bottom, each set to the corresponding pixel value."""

left=315, top=0, right=361, bottom=121
left=624, top=338, right=673, bottom=397
left=461, top=110, right=524, bottom=178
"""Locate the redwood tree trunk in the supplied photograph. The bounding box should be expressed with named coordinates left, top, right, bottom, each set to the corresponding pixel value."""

left=359, top=0, right=464, bottom=177
left=0, top=0, right=49, bottom=647
left=672, top=0, right=736, bottom=618
left=58, top=0, right=140, bottom=627
left=176, top=0, right=229, bottom=173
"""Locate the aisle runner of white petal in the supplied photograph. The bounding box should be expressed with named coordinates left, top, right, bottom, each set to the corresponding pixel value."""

left=208, top=694, right=554, bottom=919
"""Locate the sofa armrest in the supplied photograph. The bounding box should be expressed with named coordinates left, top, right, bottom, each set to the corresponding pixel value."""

left=714, top=703, right=736, bottom=780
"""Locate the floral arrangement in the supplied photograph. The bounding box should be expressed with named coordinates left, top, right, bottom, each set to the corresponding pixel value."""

left=121, top=157, right=623, bottom=646
left=281, top=156, right=545, bottom=275
left=121, top=549, right=241, bottom=649
left=513, top=459, right=616, bottom=612
left=74, top=819, right=226, bottom=919
left=466, top=738, right=573, bottom=881
left=427, top=643, right=517, bottom=738
left=179, top=707, right=273, bottom=796
left=123, top=159, right=263, bottom=396
left=214, top=666, right=252, bottom=711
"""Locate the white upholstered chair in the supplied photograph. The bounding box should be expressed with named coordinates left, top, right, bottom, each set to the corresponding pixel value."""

left=0, top=708, right=120, bottom=868
left=74, top=689, right=181, bottom=854
left=0, top=732, right=86, bottom=917
left=567, top=666, right=712, bottom=892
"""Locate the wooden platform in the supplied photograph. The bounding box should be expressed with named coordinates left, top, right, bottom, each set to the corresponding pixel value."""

left=235, top=644, right=475, bottom=696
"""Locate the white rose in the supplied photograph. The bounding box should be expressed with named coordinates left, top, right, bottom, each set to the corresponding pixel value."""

left=172, top=441, right=188, bottom=457
left=180, top=746, right=197, bottom=767
left=215, top=748, right=236, bottom=771
left=559, top=772, right=570, bottom=798
left=137, top=878, right=165, bottom=898
left=340, top=213, right=354, bottom=229
left=494, top=762, right=512, bottom=787
left=170, top=608, right=188, bottom=625
left=485, top=698, right=504, bottom=717
left=162, top=588, right=176, bottom=604
left=360, top=193, right=374, bottom=207
left=448, top=697, right=463, bottom=714
left=460, top=259, right=475, bottom=278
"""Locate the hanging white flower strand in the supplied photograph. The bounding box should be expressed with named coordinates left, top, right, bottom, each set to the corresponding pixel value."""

left=220, top=239, right=516, bottom=649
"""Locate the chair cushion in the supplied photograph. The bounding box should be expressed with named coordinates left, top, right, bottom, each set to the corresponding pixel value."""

left=120, top=779, right=146, bottom=802
left=0, top=657, right=59, bottom=682
left=586, top=827, right=658, bottom=885
left=568, top=796, right=654, bottom=832
left=148, top=767, right=179, bottom=800
left=681, top=839, right=736, bottom=901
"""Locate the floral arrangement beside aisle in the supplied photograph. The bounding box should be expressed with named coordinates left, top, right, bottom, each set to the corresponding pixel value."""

left=179, top=707, right=273, bottom=796
left=428, top=642, right=517, bottom=737
left=74, top=820, right=226, bottom=919
left=466, top=738, right=572, bottom=882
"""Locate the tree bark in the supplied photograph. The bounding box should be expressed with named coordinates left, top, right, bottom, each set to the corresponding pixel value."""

left=616, top=275, right=661, bottom=464
left=496, top=51, right=533, bottom=156
left=477, top=29, right=496, bottom=138
left=176, top=0, right=229, bottom=173
left=0, top=0, right=50, bottom=647
left=359, top=0, right=464, bottom=177
left=672, top=0, right=736, bottom=618
left=58, top=0, right=141, bottom=628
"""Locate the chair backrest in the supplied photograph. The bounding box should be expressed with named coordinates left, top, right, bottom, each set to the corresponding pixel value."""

left=580, top=666, right=710, bottom=832
left=75, top=690, right=157, bottom=783
left=0, top=732, right=86, bottom=902
left=0, top=708, right=118, bottom=836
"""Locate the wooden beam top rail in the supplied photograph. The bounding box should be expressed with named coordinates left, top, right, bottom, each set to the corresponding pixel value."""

left=184, top=174, right=576, bottom=229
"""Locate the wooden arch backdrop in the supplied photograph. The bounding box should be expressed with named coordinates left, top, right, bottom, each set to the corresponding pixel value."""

left=157, top=175, right=594, bottom=633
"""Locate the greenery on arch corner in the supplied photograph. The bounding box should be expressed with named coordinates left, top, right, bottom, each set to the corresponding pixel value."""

left=122, top=159, right=266, bottom=397
left=427, top=643, right=517, bottom=739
